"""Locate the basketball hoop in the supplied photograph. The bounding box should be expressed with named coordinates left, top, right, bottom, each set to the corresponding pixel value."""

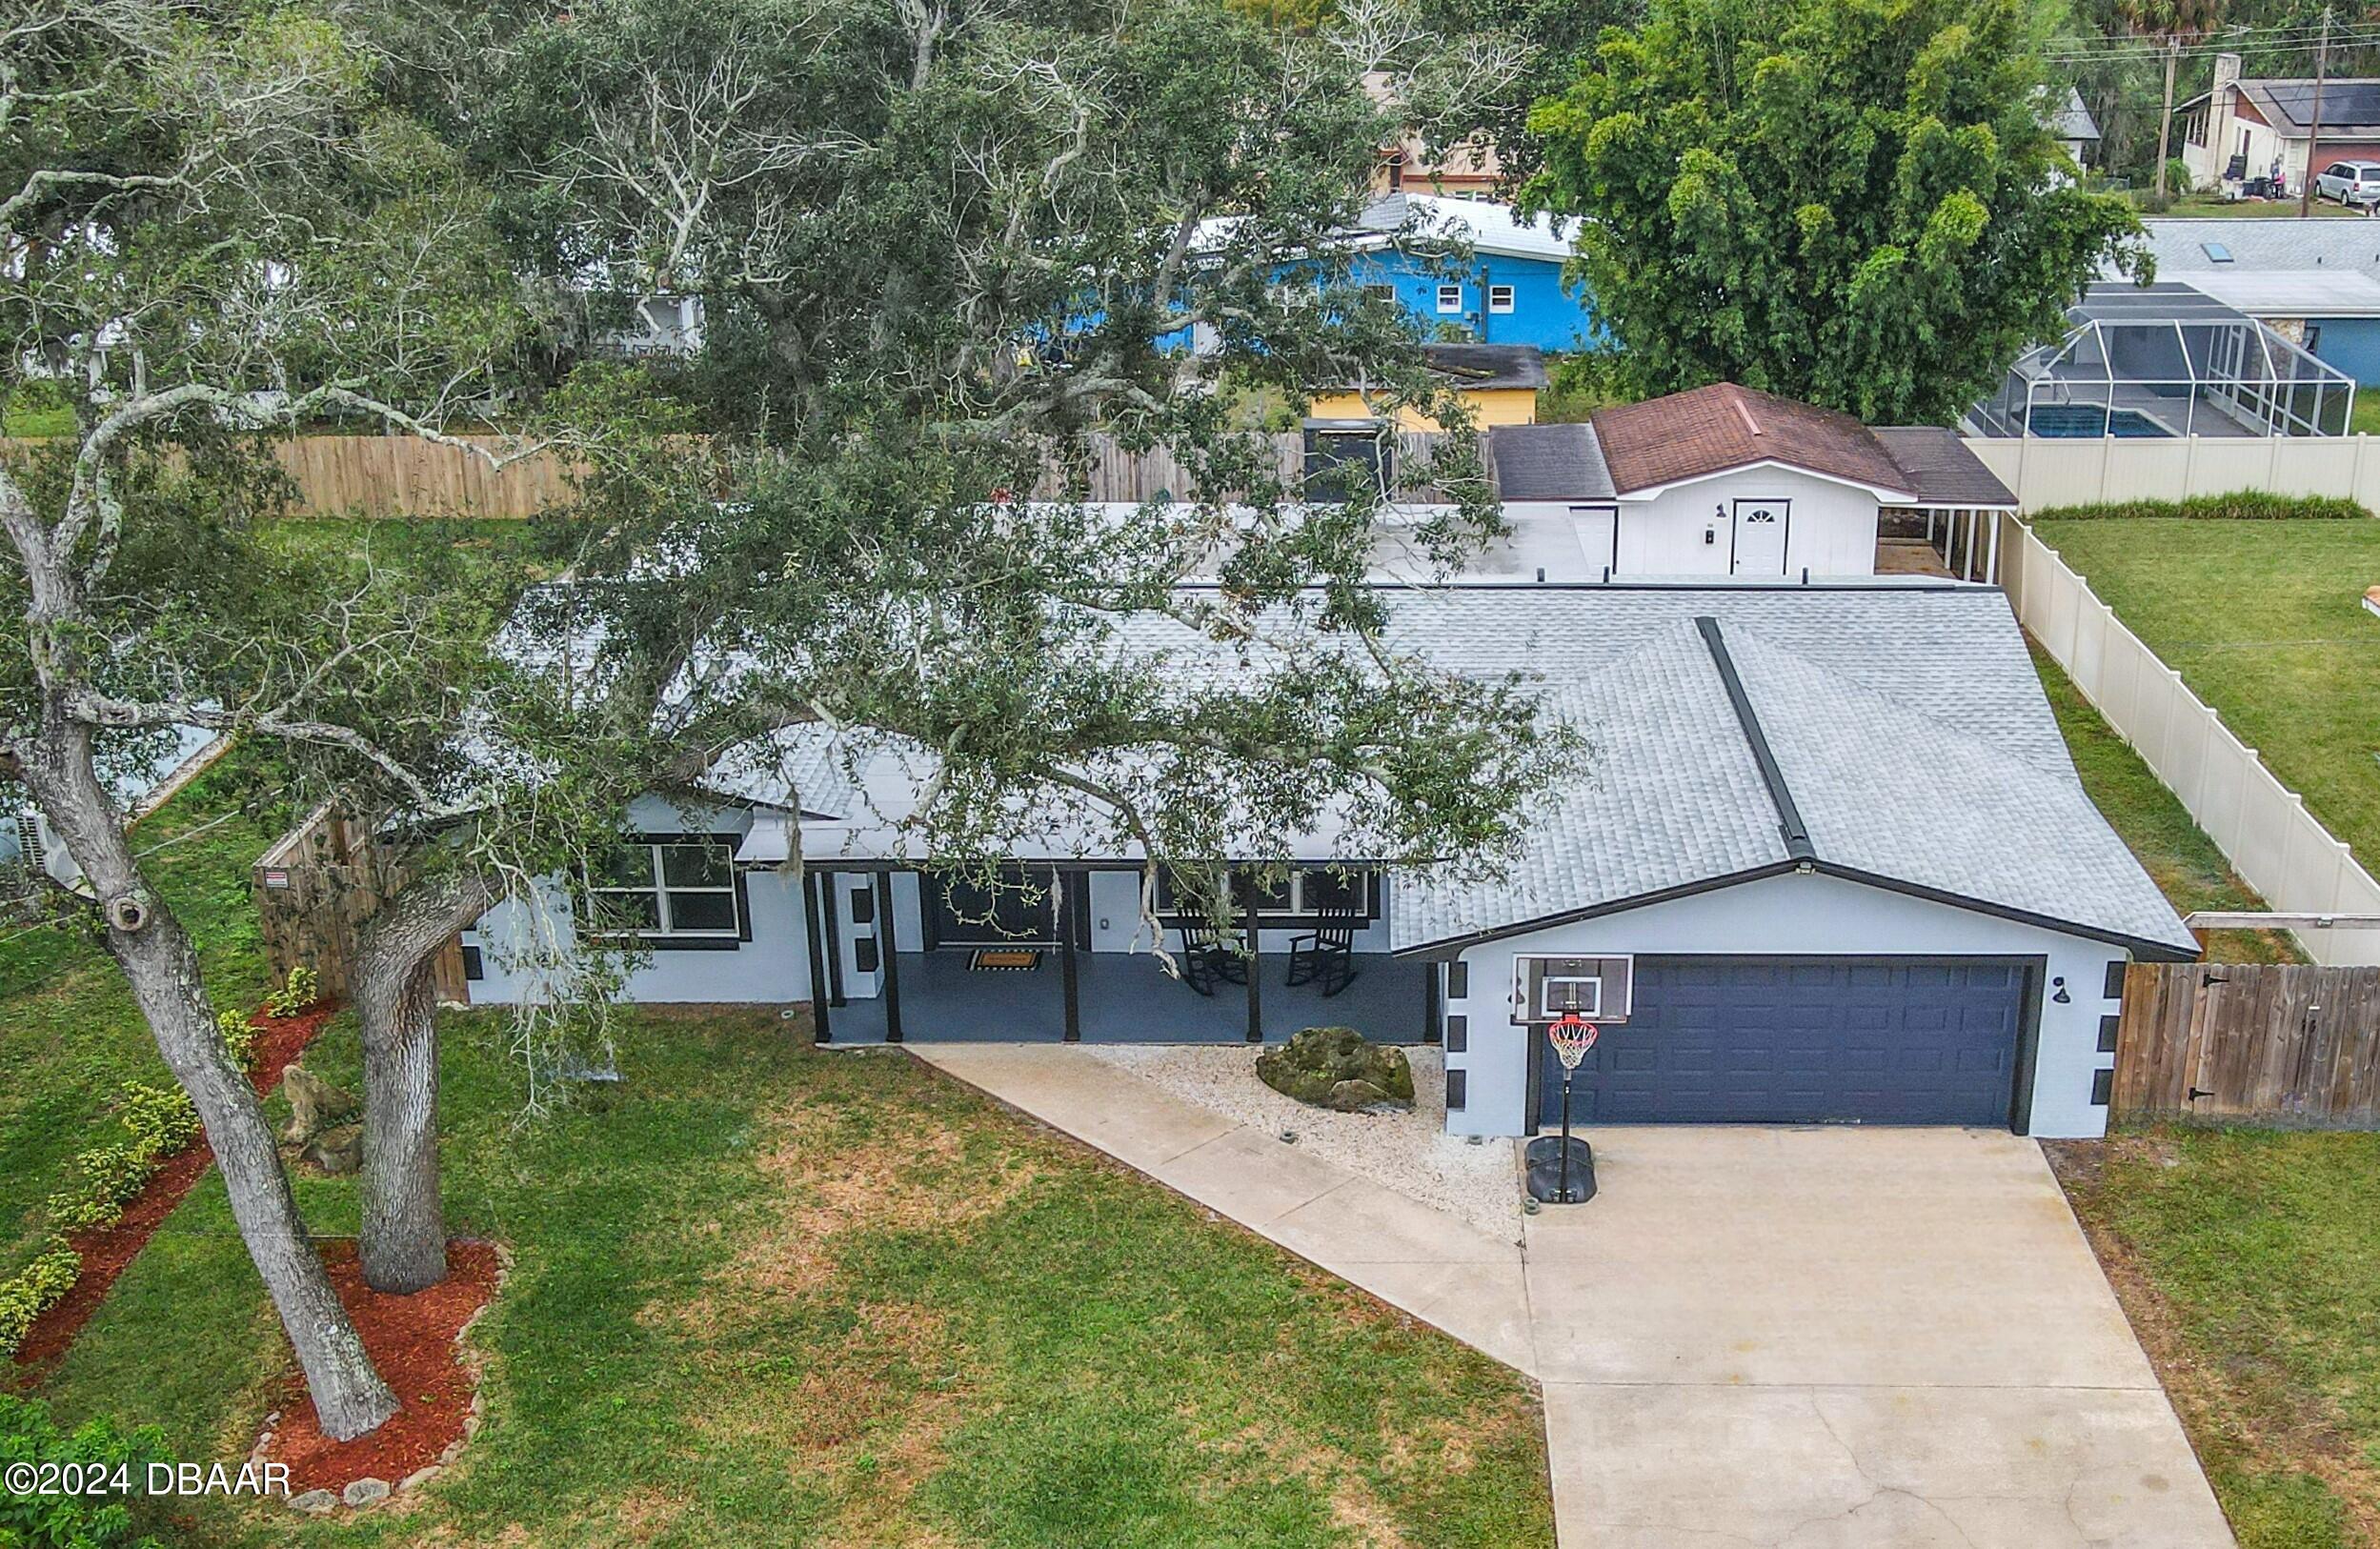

left=1547, top=1011, right=1599, bottom=1070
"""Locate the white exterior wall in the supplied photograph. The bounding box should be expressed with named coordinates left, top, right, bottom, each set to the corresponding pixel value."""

left=466, top=797, right=815, bottom=1006
left=1619, top=466, right=1884, bottom=578
left=1434, top=870, right=2128, bottom=1142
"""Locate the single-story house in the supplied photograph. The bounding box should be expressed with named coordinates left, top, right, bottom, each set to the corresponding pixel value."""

left=1308, top=342, right=1548, bottom=433
left=1343, top=193, right=1598, bottom=353
left=2051, top=86, right=2102, bottom=171
left=1481, top=383, right=2015, bottom=579
left=2177, top=52, right=2380, bottom=195
left=461, top=581, right=2193, bottom=1142
left=2128, top=221, right=2380, bottom=384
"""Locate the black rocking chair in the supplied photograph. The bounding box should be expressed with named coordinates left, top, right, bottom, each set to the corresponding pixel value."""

left=1284, top=898, right=1360, bottom=997
left=1176, top=919, right=1248, bottom=997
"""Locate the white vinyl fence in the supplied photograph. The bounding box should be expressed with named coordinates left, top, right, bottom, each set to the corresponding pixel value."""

left=1964, top=433, right=2380, bottom=512
left=1998, top=513, right=2380, bottom=965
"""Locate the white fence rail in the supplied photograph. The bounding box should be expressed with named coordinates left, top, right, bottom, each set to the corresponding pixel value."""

left=1998, top=513, right=2380, bottom=965
left=1962, top=434, right=2380, bottom=512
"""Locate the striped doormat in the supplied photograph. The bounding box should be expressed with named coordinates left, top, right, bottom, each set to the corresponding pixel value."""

left=969, top=949, right=1043, bottom=972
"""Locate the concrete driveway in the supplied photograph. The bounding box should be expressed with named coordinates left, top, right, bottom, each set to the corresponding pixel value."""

left=1531, top=1126, right=2234, bottom=1548
left=906, top=1047, right=2234, bottom=1548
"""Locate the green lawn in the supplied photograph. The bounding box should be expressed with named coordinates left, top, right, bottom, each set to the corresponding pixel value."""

left=0, top=763, right=280, bottom=1277
left=2350, top=395, right=2380, bottom=439
left=41, top=1010, right=1552, bottom=1548
left=2031, top=644, right=2300, bottom=963
left=2028, top=516, right=2380, bottom=878
left=2151, top=195, right=2371, bottom=220
left=2050, top=1130, right=2380, bottom=1549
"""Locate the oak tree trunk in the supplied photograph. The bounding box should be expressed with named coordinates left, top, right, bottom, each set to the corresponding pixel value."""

left=353, top=870, right=491, bottom=1295
left=20, top=723, right=398, bottom=1440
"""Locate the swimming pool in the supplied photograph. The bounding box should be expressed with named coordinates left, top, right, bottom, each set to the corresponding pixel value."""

left=2024, top=405, right=2173, bottom=438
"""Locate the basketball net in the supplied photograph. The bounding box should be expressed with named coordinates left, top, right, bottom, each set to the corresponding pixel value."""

left=1547, top=1010, right=1599, bottom=1072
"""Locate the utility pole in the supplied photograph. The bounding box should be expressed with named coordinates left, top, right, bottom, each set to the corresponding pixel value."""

left=2156, top=36, right=2179, bottom=199
left=2302, top=7, right=2332, bottom=217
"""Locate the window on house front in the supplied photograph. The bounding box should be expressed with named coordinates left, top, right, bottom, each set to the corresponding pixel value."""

left=1435, top=283, right=1463, bottom=313
left=1363, top=283, right=1398, bottom=308
left=589, top=836, right=744, bottom=940
left=1487, top=284, right=1515, bottom=314
left=1153, top=865, right=1378, bottom=920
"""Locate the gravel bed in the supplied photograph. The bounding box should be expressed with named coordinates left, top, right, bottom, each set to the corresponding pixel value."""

left=1087, top=1044, right=1521, bottom=1242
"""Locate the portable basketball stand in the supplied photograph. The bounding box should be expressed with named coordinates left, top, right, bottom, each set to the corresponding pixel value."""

left=1526, top=1009, right=1597, bottom=1205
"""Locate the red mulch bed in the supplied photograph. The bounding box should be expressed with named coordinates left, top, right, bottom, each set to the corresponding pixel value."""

left=264, top=1239, right=501, bottom=1495
left=10, top=999, right=337, bottom=1379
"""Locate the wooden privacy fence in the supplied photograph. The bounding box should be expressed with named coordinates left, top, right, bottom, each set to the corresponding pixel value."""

left=2114, top=962, right=2380, bottom=1127
left=10, top=431, right=1457, bottom=517
left=252, top=806, right=469, bottom=1005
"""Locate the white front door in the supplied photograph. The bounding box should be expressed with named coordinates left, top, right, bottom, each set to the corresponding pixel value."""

left=1731, top=498, right=1789, bottom=575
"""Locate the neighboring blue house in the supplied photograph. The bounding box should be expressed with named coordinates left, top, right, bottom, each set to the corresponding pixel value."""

left=2127, top=218, right=2380, bottom=385
left=1344, top=194, right=1601, bottom=353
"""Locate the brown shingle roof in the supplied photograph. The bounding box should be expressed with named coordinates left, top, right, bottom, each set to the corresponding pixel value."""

left=1589, top=383, right=1914, bottom=496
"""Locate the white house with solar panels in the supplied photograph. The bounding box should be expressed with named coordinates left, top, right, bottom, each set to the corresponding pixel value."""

left=461, top=575, right=2193, bottom=1143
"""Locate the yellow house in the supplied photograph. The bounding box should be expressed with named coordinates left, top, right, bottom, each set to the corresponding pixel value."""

left=1308, top=343, right=1546, bottom=430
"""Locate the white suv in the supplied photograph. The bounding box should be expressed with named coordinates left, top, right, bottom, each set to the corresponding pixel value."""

left=2314, top=160, right=2380, bottom=206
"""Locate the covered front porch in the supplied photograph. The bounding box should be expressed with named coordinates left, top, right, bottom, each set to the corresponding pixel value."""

left=794, top=860, right=1435, bottom=1047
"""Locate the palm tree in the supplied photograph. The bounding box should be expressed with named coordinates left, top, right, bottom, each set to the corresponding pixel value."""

left=2122, top=0, right=2225, bottom=198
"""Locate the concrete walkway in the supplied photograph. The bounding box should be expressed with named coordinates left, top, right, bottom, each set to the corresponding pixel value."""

left=907, top=1044, right=2235, bottom=1549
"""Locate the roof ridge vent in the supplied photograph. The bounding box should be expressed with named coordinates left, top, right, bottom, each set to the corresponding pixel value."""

left=1731, top=392, right=1763, bottom=437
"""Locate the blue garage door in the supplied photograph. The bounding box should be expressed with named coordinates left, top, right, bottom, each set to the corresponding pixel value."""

left=1539, top=957, right=2027, bottom=1127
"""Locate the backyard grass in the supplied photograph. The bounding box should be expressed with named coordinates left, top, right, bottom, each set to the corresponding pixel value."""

left=2351, top=394, right=2380, bottom=439
left=0, top=763, right=280, bottom=1279
left=2050, top=1129, right=2380, bottom=1549
left=38, top=1010, right=1554, bottom=1548
left=2031, top=643, right=2301, bottom=963
left=2028, top=515, right=2380, bottom=877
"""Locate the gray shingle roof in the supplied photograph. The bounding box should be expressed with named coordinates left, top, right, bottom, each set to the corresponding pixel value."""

left=1484, top=422, right=1615, bottom=500
left=2129, top=219, right=2380, bottom=280
left=1871, top=427, right=2019, bottom=507
left=1369, top=587, right=2194, bottom=956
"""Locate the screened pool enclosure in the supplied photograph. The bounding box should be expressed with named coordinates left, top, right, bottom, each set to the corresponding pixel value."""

left=1971, top=283, right=2354, bottom=439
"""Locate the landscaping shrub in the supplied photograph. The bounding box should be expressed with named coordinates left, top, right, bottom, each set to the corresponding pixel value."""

left=0, top=1082, right=203, bottom=1356
left=216, top=1008, right=261, bottom=1069
left=0, top=1395, right=172, bottom=1548
left=2032, top=492, right=2370, bottom=523
left=262, top=964, right=318, bottom=1020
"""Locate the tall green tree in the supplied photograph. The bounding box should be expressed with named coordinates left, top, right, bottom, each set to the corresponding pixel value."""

left=1524, top=0, right=2149, bottom=422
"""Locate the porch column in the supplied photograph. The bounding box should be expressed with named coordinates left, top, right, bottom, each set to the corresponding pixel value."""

left=1986, top=511, right=2004, bottom=585
left=820, top=868, right=846, bottom=1007
left=1059, top=869, right=1082, bottom=1043
left=801, top=867, right=832, bottom=1045
left=1240, top=873, right=1262, bottom=1044
left=877, top=871, right=903, bottom=1043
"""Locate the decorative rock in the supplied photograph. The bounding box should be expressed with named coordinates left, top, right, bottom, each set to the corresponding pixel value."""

left=288, top=1489, right=338, bottom=1515
left=279, top=1063, right=359, bottom=1146
left=1255, top=1027, right=1414, bottom=1112
left=438, top=1439, right=464, bottom=1465
left=399, top=1466, right=441, bottom=1493
left=342, top=1477, right=391, bottom=1508
left=301, top=1121, right=363, bottom=1176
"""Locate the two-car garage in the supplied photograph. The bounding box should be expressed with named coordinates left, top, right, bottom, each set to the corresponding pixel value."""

left=1534, top=956, right=2035, bottom=1129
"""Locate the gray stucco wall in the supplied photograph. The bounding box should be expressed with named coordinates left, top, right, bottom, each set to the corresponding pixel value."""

left=1437, top=870, right=2126, bottom=1142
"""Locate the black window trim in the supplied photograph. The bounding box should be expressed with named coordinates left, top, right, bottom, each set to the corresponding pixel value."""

left=1152, top=864, right=1382, bottom=927
left=586, top=832, right=756, bottom=951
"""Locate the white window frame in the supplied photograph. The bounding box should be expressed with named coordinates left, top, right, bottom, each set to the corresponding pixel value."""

left=1435, top=283, right=1463, bottom=314
left=590, top=836, right=744, bottom=940
left=1487, top=284, right=1516, bottom=314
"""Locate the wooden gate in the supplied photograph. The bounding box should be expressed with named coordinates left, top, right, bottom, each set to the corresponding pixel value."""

left=252, top=806, right=470, bottom=1006
left=2113, top=962, right=2380, bottom=1127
